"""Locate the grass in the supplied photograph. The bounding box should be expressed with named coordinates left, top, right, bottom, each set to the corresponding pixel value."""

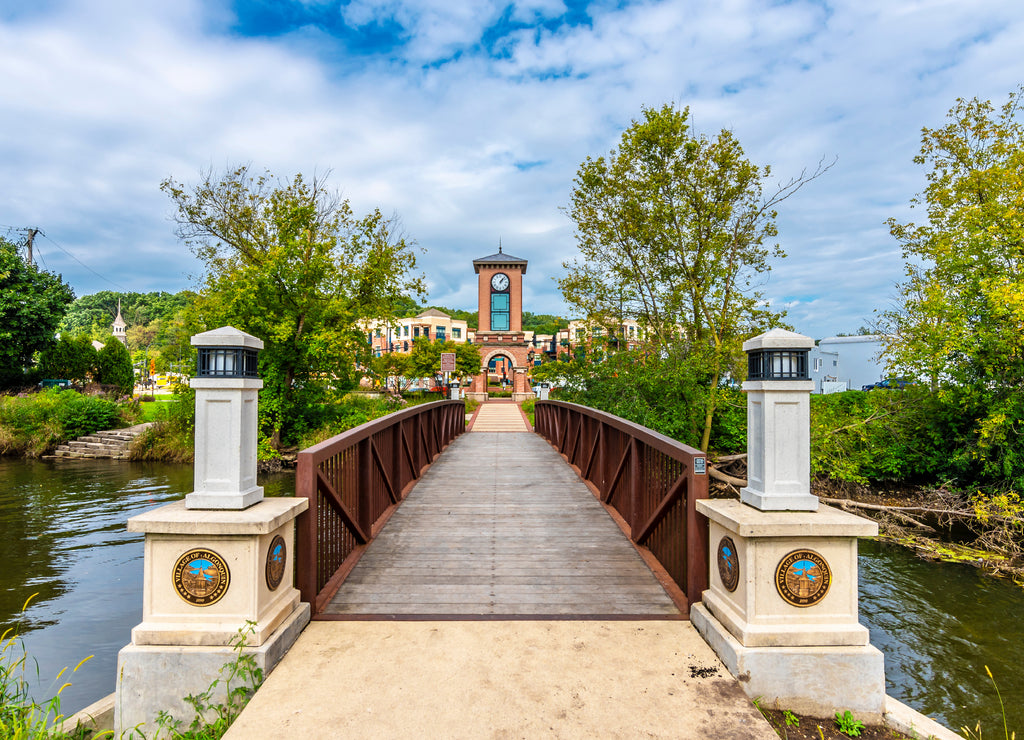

left=139, top=400, right=179, bottom=423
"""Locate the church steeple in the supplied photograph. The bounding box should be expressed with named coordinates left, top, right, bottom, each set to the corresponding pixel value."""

left=112, top=299, right=128, bottom=345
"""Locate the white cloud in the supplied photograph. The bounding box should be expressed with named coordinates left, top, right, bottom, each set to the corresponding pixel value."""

left=1, top=0, right=1021, bottom=335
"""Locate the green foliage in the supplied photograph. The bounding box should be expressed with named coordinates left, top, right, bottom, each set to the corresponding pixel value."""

left=810, top=387, right=1024, bottom=490
left=155, top=621, right=263, bottom=739
left=880, top=87, right=1024, bottom=394
left=38, top=336, right=96, bottom=383
left=562, top=103, right=824, bottom=450
left=551, top=348, right=744, bottom=452
left=834, top=710, right=865, bottom=737
left=162, top=165, right=425, bottom=447
left=296, top=392, right=410, bottom=449
left=521, top=312, right=567, bottom=336
left=0, top=239, right=76, bottom=388
left=0, top=390, right=125, bottom=457
left=406, top=338, right=481, bottom=381
left=0, top=593, right=94, bottom=739
left=95, top=339, right=134, bottom=394
left=783, top=709, right=799, bottom=727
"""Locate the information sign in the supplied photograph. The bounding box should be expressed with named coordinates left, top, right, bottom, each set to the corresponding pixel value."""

left=440, top=353, right=456, bottom=373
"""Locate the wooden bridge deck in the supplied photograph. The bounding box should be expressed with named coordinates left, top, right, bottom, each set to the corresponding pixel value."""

left=321, top=429, right=681, bottom=618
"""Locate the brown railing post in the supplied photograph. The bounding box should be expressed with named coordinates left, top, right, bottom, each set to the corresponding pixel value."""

left=295, top=450, right=318, bottom=607
left=686, top=457, right=710, bottom=607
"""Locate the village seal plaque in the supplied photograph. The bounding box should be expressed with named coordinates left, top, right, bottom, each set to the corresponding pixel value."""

left=716, top=536, right=739, bottom=592
left=265, top=534, right=287, bottom=591
left=173, top=548, right=230, bottom=606
left=775, top=549, right=831, bottom=607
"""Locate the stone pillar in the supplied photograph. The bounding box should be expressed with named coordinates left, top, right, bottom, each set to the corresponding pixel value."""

left=115, top=327, right=309, bottom=735
left=466, top=366, right=489, bottom=402
left=510, top=366, right=534, bottom=403
left=691, top=329, right=886, bottom=721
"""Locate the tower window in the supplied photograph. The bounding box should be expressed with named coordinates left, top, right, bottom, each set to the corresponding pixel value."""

left=491, top=293, right=510, bottom=331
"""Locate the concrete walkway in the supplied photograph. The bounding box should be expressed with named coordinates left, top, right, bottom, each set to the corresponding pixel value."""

left=225, top=620, right=776, bottom=739
left=469, top=401, right=530, bottom=432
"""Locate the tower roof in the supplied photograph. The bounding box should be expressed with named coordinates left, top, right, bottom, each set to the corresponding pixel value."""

left=473, top=244, right=528, bottom=274
left=112, top=299, right=126, bottom=329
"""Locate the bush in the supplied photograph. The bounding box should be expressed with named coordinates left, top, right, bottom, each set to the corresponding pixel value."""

left=0, top=389, right=127, bottom=456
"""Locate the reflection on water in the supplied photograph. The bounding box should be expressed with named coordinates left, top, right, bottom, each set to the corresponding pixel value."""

left=859, top=539, right=1023, bottom=734
left=0, top=458, right=294, bottom=716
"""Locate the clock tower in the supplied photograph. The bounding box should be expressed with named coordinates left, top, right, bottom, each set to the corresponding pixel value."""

left=468, top=245, right=534, bottom=401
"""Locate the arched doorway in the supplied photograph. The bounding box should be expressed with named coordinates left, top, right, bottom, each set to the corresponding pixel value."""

left=487, top=353, right=515, bottom=390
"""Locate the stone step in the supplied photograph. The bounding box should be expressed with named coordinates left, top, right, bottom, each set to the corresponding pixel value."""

left=47, top=423, right=155, bottom=462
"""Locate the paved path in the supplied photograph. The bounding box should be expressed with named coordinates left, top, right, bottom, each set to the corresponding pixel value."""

left=469, top=401, right=530, bottom=432
left=321, top=432, right=678, bottom=616
left=225, top=620, right=776, bottom=739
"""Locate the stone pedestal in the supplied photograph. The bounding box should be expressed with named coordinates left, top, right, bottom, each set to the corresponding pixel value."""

left=692, top=499, right=886, bottom=720
left=115, top=498, right=308, bottom=734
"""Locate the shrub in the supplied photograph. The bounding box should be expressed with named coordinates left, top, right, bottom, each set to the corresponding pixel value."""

left=0, top=389, right=126, bottom=457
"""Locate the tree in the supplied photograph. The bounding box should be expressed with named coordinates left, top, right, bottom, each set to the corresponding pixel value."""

left=878, top=89, right=1024, bottom=487
left=407, top=338, right=481, bottom=383
left=161, top=166, right=425, bottom=445
left=95, top=338, right=134, bottom=394
left=561, top=104, right=828, bottom=450
left=0, top=238, right=75, bottom=386
left=880, top=88, right=1024, bottom=391
left=38, top=335, right=97, bottom=382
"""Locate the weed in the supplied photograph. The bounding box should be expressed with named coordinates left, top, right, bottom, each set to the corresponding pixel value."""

left=783, top=709, right=799, bottom=727
left=835, top=709, right=866, bottom=737
left=962, top=665, right=1016, bottom=740
left=0, top=593, right=95, bottom=739
left=154, top=622, right=263, bottom=739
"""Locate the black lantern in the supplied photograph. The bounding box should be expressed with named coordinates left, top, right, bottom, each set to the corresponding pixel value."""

left=196, top=346, right=260, bottom=379
left=747, top=348, right=809, bottom=381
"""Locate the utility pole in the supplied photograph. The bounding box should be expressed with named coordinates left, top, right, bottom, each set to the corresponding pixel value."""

left=24, top=228, right=39, bottom=266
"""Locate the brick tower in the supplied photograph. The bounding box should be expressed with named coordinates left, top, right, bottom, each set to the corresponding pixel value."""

left=468, top=245, right=534, bottom=401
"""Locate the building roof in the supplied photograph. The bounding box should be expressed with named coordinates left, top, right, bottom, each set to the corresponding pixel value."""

left=416, top=308, right=451, bottom=319
left=473, top=244, right=528, bottom=274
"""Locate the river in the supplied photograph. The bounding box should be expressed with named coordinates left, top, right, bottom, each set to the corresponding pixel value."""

left=0, top=457, right=1019, bottom=734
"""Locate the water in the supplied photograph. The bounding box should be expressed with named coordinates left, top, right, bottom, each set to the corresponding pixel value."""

left=0, top=459, right=1020, bottom=731
left=0, top=458, right=294, bottom=716
left=859, top=539, right=1024, bottom=734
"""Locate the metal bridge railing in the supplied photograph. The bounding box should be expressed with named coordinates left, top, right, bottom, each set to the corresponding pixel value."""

left=295, top=399, right=465, bottom=615
left=533, top=400, right=709, bottom=609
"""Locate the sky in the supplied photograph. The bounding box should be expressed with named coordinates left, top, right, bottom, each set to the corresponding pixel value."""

left=1, top=0, right=1021, bottom=340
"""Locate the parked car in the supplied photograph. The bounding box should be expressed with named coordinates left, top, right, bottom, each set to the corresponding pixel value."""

left=866, top=378, right=913, bottom=390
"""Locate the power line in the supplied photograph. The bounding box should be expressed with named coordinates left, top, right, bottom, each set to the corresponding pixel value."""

left=39, top=232, right=128, bottom=292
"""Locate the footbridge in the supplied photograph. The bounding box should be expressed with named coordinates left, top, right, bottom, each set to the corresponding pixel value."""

left=223, top=400, right=775, bottom=738
left=295, top=399, right=709, bottom=619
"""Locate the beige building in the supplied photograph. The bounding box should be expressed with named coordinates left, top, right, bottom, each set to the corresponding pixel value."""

left=365, top=309, right=470, bottom=357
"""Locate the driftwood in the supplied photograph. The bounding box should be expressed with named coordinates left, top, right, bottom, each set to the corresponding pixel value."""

left=709, top=467, right=747, bottom=487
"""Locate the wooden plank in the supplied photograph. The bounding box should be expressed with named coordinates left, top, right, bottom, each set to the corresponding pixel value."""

left=322, top=432, right=681, bottom=618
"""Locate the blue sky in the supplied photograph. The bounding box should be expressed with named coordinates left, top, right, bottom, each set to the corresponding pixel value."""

left=1, top=0, right=1021, bottom=338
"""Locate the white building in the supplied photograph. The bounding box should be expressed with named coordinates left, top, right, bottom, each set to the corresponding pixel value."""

left=809, top=335, right=888, bottom=393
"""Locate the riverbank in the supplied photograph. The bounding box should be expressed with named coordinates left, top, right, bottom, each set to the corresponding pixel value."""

left=812, top=479, right=1024, bottom=586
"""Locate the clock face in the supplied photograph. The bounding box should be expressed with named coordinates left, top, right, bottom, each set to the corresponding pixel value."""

left=491, top=273, right=510, bottom=291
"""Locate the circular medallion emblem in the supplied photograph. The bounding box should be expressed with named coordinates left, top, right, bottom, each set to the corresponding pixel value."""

left=717, top=536, right=740, bottom=592
left=173, top=548, right=230, bottom=606
left=265, top=534, right=287, bottom=591
left=775, top=549, right=831, bottom=607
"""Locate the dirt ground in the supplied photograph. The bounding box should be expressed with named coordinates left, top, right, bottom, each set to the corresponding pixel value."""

left=759, top=707, right=915, bottom=740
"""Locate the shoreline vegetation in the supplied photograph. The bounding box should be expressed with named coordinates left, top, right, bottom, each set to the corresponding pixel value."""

left=1, top=387, right=1021, bottom=586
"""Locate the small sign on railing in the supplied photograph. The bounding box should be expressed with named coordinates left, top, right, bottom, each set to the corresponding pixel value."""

left=694, top=457, right=707, bottom=475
